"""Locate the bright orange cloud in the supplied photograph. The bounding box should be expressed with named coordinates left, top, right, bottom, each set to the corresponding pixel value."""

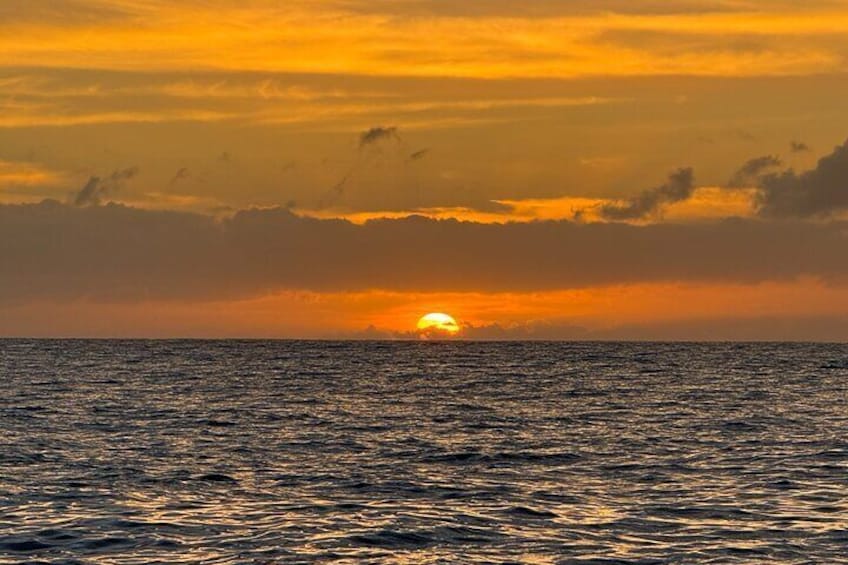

left=2, top=2, right=848, bottom=78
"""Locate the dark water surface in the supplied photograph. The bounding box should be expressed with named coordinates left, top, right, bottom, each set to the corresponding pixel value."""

left=1, top=340, right=847, bottom=564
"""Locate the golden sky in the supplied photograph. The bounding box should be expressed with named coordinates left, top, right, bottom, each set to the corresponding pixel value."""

left=2, top=0, right=848, bottom=339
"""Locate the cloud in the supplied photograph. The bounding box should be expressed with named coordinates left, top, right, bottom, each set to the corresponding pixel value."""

left=319, top=126, right=407, bottom=208
left=409, top=148, right=430, bottom=161
left=790, top=140, right=810, bottom=153
left=755, top=139, right=848, bottom=218
left=1, top=200, right=847, bottom=304
left=0, top=0, right=132, bottom=25
left=0, top=160, right=65, bottom=189
left=339, top=0, right=751, bottom=18
left=728, top=155, right=782, bottom=187
left=457, top=315, right=848, bottom=342
left=169, top=167, right=190, bottom=186
left=359, top=126, right=400, bottom=148
left=596, top=168, right=694, bottom=220
left=73, top=166, right=139, bottom=207
left=4, top=0, right=848, bottom=84
left=345, top=314, right=848, bottom=342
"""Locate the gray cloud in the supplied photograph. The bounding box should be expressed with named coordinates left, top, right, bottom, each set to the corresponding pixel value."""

left=1, top=200, right=847, bottom=304
left=359, top=126, right=400, bottom=148
left=728, top=155, right=781, bottom=187
left=319, top=126, right=405, bottom=208
left=409, top=148, right=430, bottom=161
left=755, top=139, right=848, bottom=218
left=73, top=166, right=139, bottom=207
left=597, top=168, right=694, bottom=220
left=169, top=167, right=190, bottom=186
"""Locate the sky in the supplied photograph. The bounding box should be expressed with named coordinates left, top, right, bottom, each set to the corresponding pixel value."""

left=2, top=0, right=848, bottom=339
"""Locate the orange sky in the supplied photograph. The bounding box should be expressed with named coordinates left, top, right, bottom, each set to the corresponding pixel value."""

left=1, top=0, right=847, bottom=339
left=3, top=280, right=847, bottom=340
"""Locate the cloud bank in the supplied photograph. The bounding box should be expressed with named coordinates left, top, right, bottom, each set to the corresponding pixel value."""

left=2, top=200, right=847, bottom=304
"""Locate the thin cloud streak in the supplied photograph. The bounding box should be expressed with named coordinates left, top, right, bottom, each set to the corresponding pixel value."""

left=594, top=168, right=695, bottom=220
left=3, top=2, right=848, bottom=79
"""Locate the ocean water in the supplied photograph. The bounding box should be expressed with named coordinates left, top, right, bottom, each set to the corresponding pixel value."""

left=1, top=340, right=847, bottom=564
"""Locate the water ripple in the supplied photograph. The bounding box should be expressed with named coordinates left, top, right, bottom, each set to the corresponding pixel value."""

left=1, top=340, right=847, bottom=563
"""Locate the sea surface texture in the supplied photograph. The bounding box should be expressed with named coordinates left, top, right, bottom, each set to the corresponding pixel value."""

left=1, top=340, right=847, bottom=564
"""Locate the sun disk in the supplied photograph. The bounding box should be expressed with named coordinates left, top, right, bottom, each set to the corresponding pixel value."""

left=416, top=312, right=460, bottom=336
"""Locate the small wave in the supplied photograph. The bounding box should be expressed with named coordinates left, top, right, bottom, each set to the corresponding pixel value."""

left=37, top=529, right=78, bottom=541
left=345, top=529, right=435, bottom=549
left=424, top=450, right=580, bottom=465
left=0, top=539, right=53, bottom=552
left=81, top=537, right=132, bottom=550
left=196, top=473, right=238, bottom=483
left=722, top=421, right=762, bottom=432
left=204, top=419, right=238, bottom=427
left=504, top=506, right=558, bottom=519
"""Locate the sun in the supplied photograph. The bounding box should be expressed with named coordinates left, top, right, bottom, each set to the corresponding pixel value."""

left=416, top=312, right=460, bottom=337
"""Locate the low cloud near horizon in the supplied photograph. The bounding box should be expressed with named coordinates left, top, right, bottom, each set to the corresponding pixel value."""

left=351, top=315, right=848, bottom=343
left=2, top=200, right=847, bottom=305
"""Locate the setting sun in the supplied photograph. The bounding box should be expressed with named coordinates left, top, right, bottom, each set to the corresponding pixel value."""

left=416, top=312, right=460, bottom=337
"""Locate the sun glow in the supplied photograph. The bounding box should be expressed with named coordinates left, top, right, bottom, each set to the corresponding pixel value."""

left=416, top=312, right=460, bottom=337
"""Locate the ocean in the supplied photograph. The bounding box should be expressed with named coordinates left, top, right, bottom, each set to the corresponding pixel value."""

left=1, top=340, right=847, bottom=563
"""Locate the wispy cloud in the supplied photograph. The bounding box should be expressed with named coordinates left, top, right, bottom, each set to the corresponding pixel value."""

left=594, top=168, right=695, bottom=220
left=2, top=2, right=848, bottom=79
left=359, top=126, right=400, bottom=147
left=73, top=166, right=139, bottom=207
left=728, top=155, right=782, bottom=187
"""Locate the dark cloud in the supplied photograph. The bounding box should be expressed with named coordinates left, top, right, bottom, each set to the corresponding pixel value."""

left=319, top=171, right=352, bottom=208
left=359, top=126, right=400, bottom=148
left=409, top=148, right=430, bottom=161
left=728, top=155, right=781, bottom=187
left=320, top=126, right=404, bottom=208
left=755, top=139, right=848, bottom=218
left=1, top=201, right=847, bottom=304
left=790, top=141, right=810, bottom=153
left=72, top=166, right=139, bottom=207
left=596, top=168, right=694, bottom=220
left=169, top=167, right=190, bottom=186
